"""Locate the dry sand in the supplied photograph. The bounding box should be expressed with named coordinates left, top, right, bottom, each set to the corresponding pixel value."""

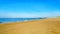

left=0, top=18, right=60, bottom=34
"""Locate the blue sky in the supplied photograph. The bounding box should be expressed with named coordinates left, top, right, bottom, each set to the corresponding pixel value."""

left=0, top=0, right=60, bottom=18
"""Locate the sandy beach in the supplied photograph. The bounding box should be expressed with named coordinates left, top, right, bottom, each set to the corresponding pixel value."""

left=0, top=18, right=60, bottom=34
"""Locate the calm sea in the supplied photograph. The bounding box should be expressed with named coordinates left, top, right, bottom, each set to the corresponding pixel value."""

left=0, top=18, right=41, bottom=23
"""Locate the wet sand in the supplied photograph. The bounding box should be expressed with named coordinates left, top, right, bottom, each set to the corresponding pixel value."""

left=0, top=18, right=60, bottom=34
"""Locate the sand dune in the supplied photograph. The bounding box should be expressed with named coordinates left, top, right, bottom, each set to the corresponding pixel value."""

left=0, top=18, right=60, bottom=34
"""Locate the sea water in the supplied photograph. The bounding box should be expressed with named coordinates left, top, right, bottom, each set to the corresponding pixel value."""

left=0, top=18, right=41, bottom=23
